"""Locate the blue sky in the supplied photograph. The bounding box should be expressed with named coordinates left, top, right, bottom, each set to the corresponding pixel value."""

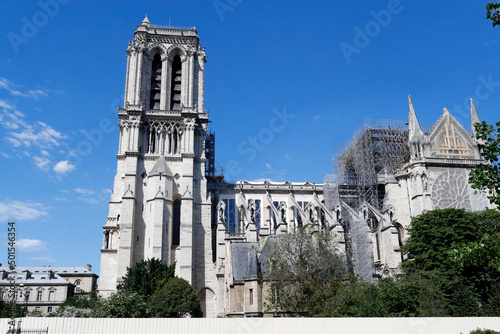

left=0, top=1, right=499, bottom=277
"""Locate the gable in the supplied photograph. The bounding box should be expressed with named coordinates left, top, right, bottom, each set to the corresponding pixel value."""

left=425, top=110, right=478, bottom=159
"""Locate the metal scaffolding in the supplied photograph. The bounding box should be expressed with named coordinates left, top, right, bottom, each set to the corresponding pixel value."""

left=325, top=118, right=430, bottom=281
left=332, top=119, right=411, bottom=211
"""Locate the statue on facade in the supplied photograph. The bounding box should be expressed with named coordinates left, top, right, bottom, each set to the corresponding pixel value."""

left=217, top=200, right=226, bottom=225
left=248, top=199, right=256, bottom=223
left=277, top=201, right=287, bottom=224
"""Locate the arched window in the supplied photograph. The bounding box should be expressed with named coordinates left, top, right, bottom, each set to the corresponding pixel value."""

left=172, top=199, right=181, bottom=246
left=75, top=280, right=81, bottom=292
left=170, top=55, right=182, bottom=110
left=395, top=223, right=405, bottom=262
left=150, top=54, right=162, bottom=109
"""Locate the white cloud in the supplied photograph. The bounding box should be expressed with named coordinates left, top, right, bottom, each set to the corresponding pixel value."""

left=102, top=188, right=112, bottom=194
left=1, top=152, right=12, bottom=158
left=250, top=178, right=274, bottom=182
left=52, top=197, right=69, bottom=202
left=53, top=160, right=75, bottom=175
left=265, top=163, right=272, bottom=170
left=75, top=187, right=107, bottom=205
left=17, top=239, right=47, bottom=252
left=27, top=89, right=48, bottom=100
left=314, top=114, right=321, bottom=120
left=0, top=78, right=48, bottom=100
left=0, top=78, right=23, bottom=96
left=0, top=201, right=48, bottom=222
left=6, top=121, right=66, bottom=149
left=27, top=256, right=55, bottom=263
left=0, top=99, right=14, bottom=109
left=77, top=197, right=101, bottom=204
left=34, top=156, right=51, bottom=171
left=75, top=188, right=95, bottom=195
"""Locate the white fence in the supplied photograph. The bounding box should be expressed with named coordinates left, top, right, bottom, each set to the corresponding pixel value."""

left=1, top=317, right=500, bottom=334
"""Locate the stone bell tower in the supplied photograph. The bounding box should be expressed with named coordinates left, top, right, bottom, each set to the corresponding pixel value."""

left=99, top=16, right=212, bottom=297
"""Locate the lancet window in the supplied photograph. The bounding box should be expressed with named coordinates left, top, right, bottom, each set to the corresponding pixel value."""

left=150, top=54, right=162, bottom=110
left=170, top=55, right=182, bottom=110
left=172, top=199, right=181, bottom=246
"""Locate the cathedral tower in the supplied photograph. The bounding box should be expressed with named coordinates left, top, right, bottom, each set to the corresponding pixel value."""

left=99, top=16, right=213, bottom=298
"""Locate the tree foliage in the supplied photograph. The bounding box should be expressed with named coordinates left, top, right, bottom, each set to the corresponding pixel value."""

left=331, top=274, right=448, bottom=317
left=57, top=291, right=100, bottom=317
left=118, top=258, right=175, bottom=299
left=264, top=229, right=348, bottom=316
left=149, top=277, right=202, bottom=318
left=469, top=121, right=500, bottom=207
left=0, top=300, right=24, bottom=318
left=52, top=259, right=201, bottom=318
left=403, top=208, right=500, bottom=316
left=487, top=2, right=500, bottom=26
left=467, top=330, right=500, bottom=334
left=93, top=290, right=149, bottom=318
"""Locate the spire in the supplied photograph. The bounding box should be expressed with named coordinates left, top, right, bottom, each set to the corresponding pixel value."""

left=442, top=107, right=450, bottom=115
left=141, top=14, right=151, bottom=26
left=408, top=95, right=424, bottom=143
left=471, top=99, right=480, bottom=137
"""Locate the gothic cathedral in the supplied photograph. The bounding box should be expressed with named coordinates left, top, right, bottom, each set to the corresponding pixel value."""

left=99, top=17, right=493, bottom=318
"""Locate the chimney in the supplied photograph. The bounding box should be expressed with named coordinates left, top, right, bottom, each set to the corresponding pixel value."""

left=23, top=269, right=31, bottom=280
left=48, top=270, right=55, bottom=280
left=87, top=264, right=92, bottom=272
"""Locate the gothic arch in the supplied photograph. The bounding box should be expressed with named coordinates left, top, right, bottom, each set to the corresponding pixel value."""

left=197, top=287, right=216, bottom=318
left=197, top=286, right=215, bottom=297
left=166, top=45, right=187, bottom=62
left=394, top=222, right=405, bottom=246
left=146, top=44, right=167, bottom=59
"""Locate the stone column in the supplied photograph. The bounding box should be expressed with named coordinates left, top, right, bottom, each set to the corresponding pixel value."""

left=188, top=52, right=194, bottom=107
left=118, top=125, right=123, bottom=154
left=160, top=57, right=168, bottom=110
left=126, top=51, right=137, bottom=105
left=134, top=51, right=144, bottom=105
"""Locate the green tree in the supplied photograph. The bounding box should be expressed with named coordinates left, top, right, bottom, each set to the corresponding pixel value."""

left=118, top=258, right=175, bottom=299
left=149, top=277, right=202, bottom=318
left=402, top=208, right=500, bottom=316
left=93, top=290, right=149, bottom=318
left=469, top=121, right=500, bottom=206
left=264, top=229, right=348, bottom=316
left=0, top=300, right=24, bottom=318
left=467, top=329, right=500, bottom=334
left=487, top=2, right=500, bottom=26
left=56, top=292, right=100, bottom=318
left=331, top=274, right=447, bottom=317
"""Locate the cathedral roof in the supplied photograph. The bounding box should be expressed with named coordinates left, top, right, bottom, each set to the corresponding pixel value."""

left=150, top=157, right=172, bottom=177
left=230, top=242, right=259, bottom=281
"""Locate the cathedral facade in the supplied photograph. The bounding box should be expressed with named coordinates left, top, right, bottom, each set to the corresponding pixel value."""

left=99, top=18, right=493, bottom=317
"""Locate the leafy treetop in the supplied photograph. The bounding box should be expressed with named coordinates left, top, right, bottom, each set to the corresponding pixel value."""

left=118, top=258, right=175, bottom=299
